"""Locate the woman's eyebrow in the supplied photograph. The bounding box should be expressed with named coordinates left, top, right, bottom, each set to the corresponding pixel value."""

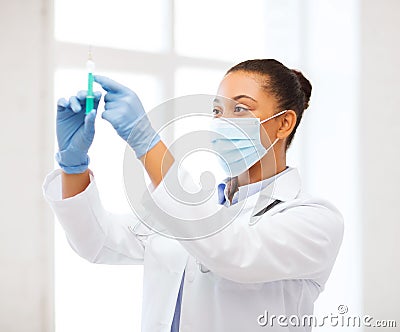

left=233, top=95, right=257, bottom=103
left=213, top=95, right=258, bottom=104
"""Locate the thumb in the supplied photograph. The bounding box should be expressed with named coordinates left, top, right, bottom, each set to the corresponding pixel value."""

left=83, top=109, right=97, bottom=138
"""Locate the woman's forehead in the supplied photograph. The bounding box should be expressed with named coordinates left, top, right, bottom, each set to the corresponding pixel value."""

left=217, top=72, right=260, bottom=97
left=216, top=71, right=276, bottom=106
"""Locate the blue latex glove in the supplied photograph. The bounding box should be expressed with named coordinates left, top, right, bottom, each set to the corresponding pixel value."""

left=55, top=90, right=102, bottom=174
left=94, top=75, right=160, bottom=158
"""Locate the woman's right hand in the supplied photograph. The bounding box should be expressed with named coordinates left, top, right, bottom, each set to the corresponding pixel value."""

left=55, top=90, right=102, bottom=174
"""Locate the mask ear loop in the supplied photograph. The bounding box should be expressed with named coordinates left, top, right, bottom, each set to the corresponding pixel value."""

left=260, top=109, right=288, bottom=124
left=259, top=110, right=287, bottom=153
left=264, top=137, right=280, bottom=154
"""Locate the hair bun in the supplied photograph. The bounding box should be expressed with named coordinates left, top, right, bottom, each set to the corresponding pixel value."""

left=292, top=69, right=312, bottom=110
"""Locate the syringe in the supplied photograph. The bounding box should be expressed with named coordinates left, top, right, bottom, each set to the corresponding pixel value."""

left=85, top=48, right=95, bottom=114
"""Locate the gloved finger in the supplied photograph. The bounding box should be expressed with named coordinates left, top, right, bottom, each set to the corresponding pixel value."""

left=76, top=90, right=102, bottom=102
left=104, top=92, right=119, bottom=103
left=94, top=91, right=102, bottom=109
left=76, top=90, right=102, bottom=110
left=101, top=109, right=115, bottom=124
left=94, top=91, right=102, bottom=101
left=76, top=90, right=87, bottom=102
left=69, top=96, right=82, bottom=113
left=57, top=97, right=69, bottom=112
left=83, top=108, right=97, bottom=138
left=94, top=75, right=127, bottom=93
left=104, top=101, right=119, bottom=110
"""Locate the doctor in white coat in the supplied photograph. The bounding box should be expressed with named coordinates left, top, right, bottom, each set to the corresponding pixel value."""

left=43, top=59, right=344, bottom=331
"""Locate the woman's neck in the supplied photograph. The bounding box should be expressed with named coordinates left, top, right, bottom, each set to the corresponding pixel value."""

left=237, top=147, right=286, bottom=187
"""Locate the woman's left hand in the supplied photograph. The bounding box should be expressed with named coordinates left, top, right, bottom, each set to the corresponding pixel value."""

left=94, top=75, right=160, bottom=158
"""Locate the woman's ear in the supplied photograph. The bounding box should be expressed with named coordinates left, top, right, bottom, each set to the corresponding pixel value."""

left=276, top=110, right=297, bottom=140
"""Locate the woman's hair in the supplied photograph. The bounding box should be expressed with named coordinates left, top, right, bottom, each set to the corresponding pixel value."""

left=226, top=59, right=312, bottom=149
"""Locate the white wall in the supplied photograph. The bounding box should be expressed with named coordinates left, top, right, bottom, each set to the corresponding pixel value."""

left=360, top=0, right=400, bottom=321
left=0, top=0, right=54, bottom=331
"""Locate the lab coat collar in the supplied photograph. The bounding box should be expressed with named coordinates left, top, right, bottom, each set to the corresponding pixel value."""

left=219, top=167, right=301, bottom=206
left=262, top=167, right=301, bottom=202
left=250, top=167, right=302, bottom=216
left=235, top=167, right=292, bottom=203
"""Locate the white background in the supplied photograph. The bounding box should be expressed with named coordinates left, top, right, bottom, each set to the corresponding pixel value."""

left=0, top=0, right=399, bottom=331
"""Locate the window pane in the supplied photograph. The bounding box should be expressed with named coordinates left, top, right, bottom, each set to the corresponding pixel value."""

left=55, top=0, right=169, bottom=52
left=54, top=69, right=162, bottom=332
left=174, top=66, right=225, bottom=96
left=174, top=0, right=267, bottom=62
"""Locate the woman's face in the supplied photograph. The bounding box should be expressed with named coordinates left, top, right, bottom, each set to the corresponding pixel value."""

left=215, top=71, right=278, bottom=119
left=214, top=70, right=283, bottom=146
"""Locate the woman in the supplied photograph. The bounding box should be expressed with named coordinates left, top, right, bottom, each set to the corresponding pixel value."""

left=43, top=59, right=344, bottom=331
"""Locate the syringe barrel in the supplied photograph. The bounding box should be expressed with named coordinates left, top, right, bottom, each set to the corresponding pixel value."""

left=86, top=71, right=95, bottom=114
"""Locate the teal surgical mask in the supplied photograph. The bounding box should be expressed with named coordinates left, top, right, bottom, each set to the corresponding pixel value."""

left=210, top=110, right=287, bottom=177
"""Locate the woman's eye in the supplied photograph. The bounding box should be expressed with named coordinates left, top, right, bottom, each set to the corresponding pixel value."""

left=234, top=105, right=250, bottom=113
left=212, top=108, right=222, bottom=116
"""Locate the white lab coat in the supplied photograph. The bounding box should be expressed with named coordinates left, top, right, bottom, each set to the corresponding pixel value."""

left=42, top=166, right=343, bottom=332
